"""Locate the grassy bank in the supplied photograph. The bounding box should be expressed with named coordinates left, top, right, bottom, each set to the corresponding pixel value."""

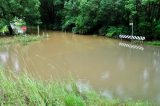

left=0, top=35, right=45, bottom=46
left=0, top=69, right=153, bottom=106
left=145, top=41, right=160, bottom=46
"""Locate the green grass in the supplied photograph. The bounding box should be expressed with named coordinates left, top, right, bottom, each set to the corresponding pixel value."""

left=145, top=41, right=160, bottom=46
left=14, top=35, right=44, bottom=45
left=0, top=68, right=154, bottom=106
left=0, top=35, right=45, bottom=46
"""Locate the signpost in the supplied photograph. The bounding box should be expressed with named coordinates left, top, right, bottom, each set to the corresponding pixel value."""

left=37, top=25, right=39, bottom=36
left=21, top=26, right=27, bottom=32
left=129, top=22, right=133, bottom=36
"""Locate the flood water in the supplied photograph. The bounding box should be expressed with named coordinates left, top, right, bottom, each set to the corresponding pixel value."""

left=0, top=32, right=160, bottom=104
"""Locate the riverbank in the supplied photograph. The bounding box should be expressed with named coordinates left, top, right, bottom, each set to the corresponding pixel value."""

left=145, top=41, right=160, bottom=46
left=0, top=33, right=160, bottom=47
left=0, top=69, right=153, bottom=106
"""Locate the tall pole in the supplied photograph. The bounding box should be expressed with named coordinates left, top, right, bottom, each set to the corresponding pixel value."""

left=37, top=25, right=39, bottom=36
left=132, top=23, right=133, bottom=36
left=129, top=22, right=133, bottom=36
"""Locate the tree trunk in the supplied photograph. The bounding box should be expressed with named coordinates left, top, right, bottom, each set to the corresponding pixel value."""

left=8, top=24, right=13, bottom=35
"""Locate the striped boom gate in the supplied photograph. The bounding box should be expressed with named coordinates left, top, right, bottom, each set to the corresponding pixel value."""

left=119, top=35, right=145, bottom=41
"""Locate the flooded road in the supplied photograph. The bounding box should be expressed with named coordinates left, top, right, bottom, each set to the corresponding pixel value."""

left=0, top=32, right=160, bottom=104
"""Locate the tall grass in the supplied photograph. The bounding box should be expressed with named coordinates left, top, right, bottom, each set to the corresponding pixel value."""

left=0, top=35, right=45, bottom=46
left=0, top=68, right=153, bottom=106
left=14, top=35, right=44, bottom=45
left=145, top=41, right=160, bottom=46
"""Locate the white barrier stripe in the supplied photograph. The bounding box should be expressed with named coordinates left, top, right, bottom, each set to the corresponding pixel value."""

left=119, top=42, right=144, bottom=51
left=119, top=35, right=145, bottom=41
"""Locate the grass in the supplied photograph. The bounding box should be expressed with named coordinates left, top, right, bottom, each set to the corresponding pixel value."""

left=145, top=41, right=160, bottom=46
left=0, top=35, right=45, bottom=46
left=0, top=68, right=154, bottom=106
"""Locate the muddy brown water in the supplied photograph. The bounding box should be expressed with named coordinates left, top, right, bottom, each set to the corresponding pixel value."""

left=0, top=32, right=160, bottom=104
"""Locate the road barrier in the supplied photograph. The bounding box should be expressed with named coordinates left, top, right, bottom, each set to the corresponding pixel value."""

left=119, top=35, right=145, bottom=41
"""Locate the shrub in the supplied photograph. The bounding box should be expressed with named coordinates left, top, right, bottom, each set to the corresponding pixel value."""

left=65, top=94, right=85, bottom=106
left=106, top=26, right=128, bottom=38
left=153, top=20, right=160, bottom=40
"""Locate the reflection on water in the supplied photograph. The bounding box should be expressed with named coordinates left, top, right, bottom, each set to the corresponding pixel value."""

left=0, top=45, right=20, bottom=72
left=119, top=42, right=144, bottom=51
left=0, top=32, right=160, bottom=104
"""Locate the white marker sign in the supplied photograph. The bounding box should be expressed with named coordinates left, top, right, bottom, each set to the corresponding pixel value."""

left=129, top=23, right=133, bottom=26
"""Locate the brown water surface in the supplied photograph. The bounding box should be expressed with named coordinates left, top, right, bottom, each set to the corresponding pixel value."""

left=0, top=32, right=160, bottom=104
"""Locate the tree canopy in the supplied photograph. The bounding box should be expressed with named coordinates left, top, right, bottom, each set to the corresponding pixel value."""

left=0, top=0, right=160, bottom=40
left=0, top=0, right=41, bottom=28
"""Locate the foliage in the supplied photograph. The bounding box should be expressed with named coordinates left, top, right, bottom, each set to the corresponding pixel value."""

left=0, top=69, right=154, bottom=106
left=98, top=26, right=108, bottom=35
left=62, top=0, right=80, bottom=32
left=14, top=35, right=44, bottom=45
left=11, top=17, right=26, bottom=26
left=0, top=19, right=7, bottom=30
left=40, top=0, right=65, bottom=30
left=0, top=25, right=8, bottom=34
left=106, top=26, right=128, bottom=38
left=40, top=0, right=160, bottom=40
left=0, top=0, right=41, bottom=35
left=0, top=0, right=160, bottom=40
left=65, top=94, right=85, bottom=106
left=145, top=41, right=160, bottom=46
left=153, top=20, right=160, bottom=39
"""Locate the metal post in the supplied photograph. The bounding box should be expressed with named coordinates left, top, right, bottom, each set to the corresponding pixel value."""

left=43, top=32, right=44, bottom=36
left=132, top=23, right=133, bottom=36
left=47, top=33, right=49, bottom=37
left=129, top=22, right=133, bottom=36
left=37, top=25, right=39, bottom=36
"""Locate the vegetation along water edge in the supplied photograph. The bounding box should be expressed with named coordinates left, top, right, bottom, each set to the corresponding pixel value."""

left=0, top=35, right=46, bottom=46
left=0, top=68, right=155, bottom=106
left=0, top=0, right=160, bottom=41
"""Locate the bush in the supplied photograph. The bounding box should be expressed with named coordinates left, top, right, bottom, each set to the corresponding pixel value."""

left=65, top=94, right=85, bottom=106
left=0, top=19, right=9, bottom=35
left=106, top=26, right=128, bottom=38
left=0, top=25, right=9, bottom=35
left=98, top=26, right=107, bottom=36
left=153, top=20, right=160, bottom=40
left=137, top=21, right=152, bottom=39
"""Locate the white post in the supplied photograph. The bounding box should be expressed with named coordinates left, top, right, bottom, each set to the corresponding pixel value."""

left=47, top=33, right=48, bottom=37
left=43, top=32, right=44, bottom=36
left=37, top=25, right=39, bottom=36
left=129, top=22, right=134, bottom=36
left=132, top=23, right=133, bottom=36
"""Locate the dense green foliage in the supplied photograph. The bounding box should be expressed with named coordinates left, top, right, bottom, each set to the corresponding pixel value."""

left=0, top=0, right=160, bottom=40
left=0, top=70, right=153, bottom=106
left=40, top=0, right=160, bottom=40
left=40, top=0, right=65, bottom=30
left=0, top=0, right=41, bottom=35
left=0, top=0, right=41, bottom=25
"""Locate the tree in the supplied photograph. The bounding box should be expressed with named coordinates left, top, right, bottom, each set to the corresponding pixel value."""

left=0, top=0, right=41, bottom=35
left=39, top=0, right=160, bottom=40
left=62, top=0, right=100, bottom=34
left=1, top=0, right=159, bottom=39
left=40, top=0, right=65, bottom=30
